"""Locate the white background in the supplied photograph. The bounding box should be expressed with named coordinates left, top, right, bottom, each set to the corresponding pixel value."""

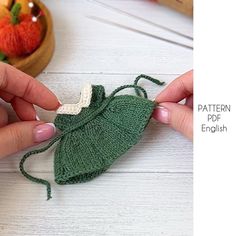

left=195, top=0, right=236, bottom=235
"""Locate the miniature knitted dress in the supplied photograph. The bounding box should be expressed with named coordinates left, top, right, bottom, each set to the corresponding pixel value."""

left=20, top=75, right=164, bottom=200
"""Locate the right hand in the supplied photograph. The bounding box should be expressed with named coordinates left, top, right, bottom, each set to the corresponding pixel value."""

left=152, top=70, right=193, bottom=140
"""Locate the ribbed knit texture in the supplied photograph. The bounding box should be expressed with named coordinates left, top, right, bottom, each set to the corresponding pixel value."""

left=54, top=85, right=155, bottom=185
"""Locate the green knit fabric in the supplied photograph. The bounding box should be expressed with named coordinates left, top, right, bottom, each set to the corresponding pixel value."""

left=54, top=86, right=155, bottom=185
left=19, top=75, right=164, bottom=200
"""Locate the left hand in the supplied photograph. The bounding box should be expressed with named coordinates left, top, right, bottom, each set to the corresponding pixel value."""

left=0, top=63, right=60, bottom=158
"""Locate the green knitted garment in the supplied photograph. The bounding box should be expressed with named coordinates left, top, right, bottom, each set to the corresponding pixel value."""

left=19, top=75, right=164, bottom=200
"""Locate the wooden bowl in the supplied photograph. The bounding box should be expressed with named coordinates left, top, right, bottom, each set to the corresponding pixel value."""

left=8, top=0, right=55, bottom=77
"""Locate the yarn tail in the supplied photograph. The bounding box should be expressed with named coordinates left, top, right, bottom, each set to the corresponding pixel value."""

left=19, top=135, right=63, bottom=200
left=134, top=74, right=165, bottom=97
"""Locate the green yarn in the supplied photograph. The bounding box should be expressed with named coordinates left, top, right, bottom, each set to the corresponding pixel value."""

left=19, top=75, right=165, bottom=200
left=134, top=74, right=165, bottom=97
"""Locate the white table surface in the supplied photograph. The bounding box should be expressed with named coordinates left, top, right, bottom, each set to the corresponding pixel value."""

left=0, top=0, right=193, bottom=235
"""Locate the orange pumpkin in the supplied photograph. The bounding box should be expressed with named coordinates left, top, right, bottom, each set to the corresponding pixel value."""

left=0, top=3, right=41, bottom=57
left=0, top=5, right=10, bottom=20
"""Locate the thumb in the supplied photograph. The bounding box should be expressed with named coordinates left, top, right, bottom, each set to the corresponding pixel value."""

left=153, top=102, right=193, bottom=140
left=0, top=121, right=56, bottom=159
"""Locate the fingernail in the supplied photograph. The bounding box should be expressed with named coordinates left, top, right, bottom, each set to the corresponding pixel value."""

left=34, top=123, right=56, bottom=143
left=55, top=100, right=62, bottom=110
left=35, top=115, right=40, bottom=121
left=152, top=106, right=169, bottom=124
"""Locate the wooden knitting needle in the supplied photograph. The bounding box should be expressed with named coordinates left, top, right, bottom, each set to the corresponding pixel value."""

left=91, top=0, right=193, bottom=40
left=87, top=16, right=193, bottom=50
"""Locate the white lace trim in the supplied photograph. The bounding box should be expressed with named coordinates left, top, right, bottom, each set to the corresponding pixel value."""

left=57, top=83, right=92, bottom=115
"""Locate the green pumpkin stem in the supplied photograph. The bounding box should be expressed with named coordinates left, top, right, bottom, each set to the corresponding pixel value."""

left=11, top=3, right=22, bottom=25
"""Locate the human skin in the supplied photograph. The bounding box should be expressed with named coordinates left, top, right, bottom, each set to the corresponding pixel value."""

left=0, top=64, right=193, bottom=158
left=0, top=63, right=60, bottom=158
left=152, top=70, right=193, bottom=140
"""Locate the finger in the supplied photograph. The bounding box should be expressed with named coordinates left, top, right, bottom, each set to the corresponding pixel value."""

left=0, top=89, right=14, bottom=102
left=0, top=90, right=38, bottom=121
left=156, top=70, right=193, bottom=103
left=0, top=90, right=38, bottom=120
left=0, top=63, right=60, bottom=110
left=152, top=102, right=193, bottom=140
left=0, top=105, right=8, bottom=128
left=185, top=95, right=193, bottom=109
left=11, top=97, right=37, bottom=121
left=0, top=121, right=56, bottom=159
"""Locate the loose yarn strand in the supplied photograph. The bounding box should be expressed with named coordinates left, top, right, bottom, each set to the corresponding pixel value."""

left=109, top=84, right=148, bottom=99
left=19, top=134, right=64, bottom=200
left=134, top=74, right=165, bottom=97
